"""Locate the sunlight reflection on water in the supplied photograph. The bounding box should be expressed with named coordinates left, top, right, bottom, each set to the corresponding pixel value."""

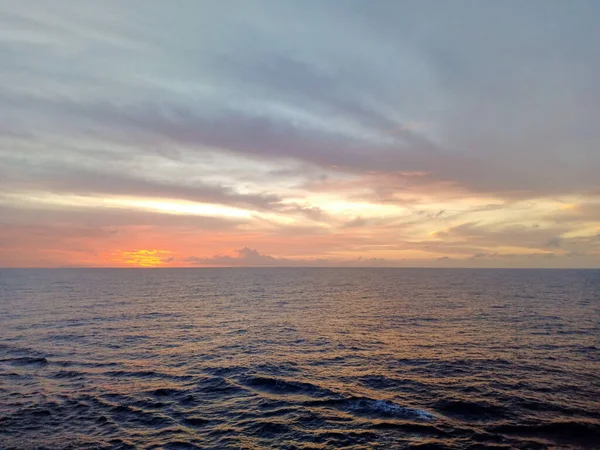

left=0, top=268, right=599, bottom=449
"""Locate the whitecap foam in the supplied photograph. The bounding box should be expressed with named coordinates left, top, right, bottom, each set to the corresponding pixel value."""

left=348, top=398, right=436, bottom=421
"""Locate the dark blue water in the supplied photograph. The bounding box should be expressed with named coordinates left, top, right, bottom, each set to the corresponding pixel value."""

left=1, top=268, right=599, bottom=449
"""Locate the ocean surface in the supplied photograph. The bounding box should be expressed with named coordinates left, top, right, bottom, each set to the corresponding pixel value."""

left=0, top=268, right=599, bottom=449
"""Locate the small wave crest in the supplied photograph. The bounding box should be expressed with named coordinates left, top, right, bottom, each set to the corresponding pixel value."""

left=238, top=375, right=336, bottom=398
left=239, top=375, right=435, bottom=421
left=305, top=397, right=435, bottom=421
left=346, top=398, right=436, bottom=421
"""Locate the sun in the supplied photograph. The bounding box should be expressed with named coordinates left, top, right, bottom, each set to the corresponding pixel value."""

left=118, top=249, right=173, bottom=267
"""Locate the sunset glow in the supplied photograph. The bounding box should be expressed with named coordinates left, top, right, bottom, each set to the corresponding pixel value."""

left=118, top=250, right=173, bottom=268
left=0, top=1, right=598, bottom=268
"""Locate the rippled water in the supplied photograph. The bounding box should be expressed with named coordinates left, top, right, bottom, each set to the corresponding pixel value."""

left=1, top=268, right=599, bottom=449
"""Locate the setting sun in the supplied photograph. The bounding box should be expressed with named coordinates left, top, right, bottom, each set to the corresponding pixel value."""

left=119, top=249, right=173, bottom=267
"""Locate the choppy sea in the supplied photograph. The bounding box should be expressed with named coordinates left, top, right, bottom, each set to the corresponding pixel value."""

left=1, top=268, right=599, bottom=449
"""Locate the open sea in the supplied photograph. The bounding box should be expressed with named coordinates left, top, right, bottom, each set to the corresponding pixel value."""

left=0, top=268, right=599, bottom=449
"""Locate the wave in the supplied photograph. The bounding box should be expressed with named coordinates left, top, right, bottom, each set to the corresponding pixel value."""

left=346, top=397, right=436, bottom=421
left=491, top=420, right=600, bottom=446
left=238, top=375, right=336, bottom=398
left=0, top=356, right=48, bottom=366
left=239, top=419, right=293, bottom=437
left=51, top=370, right=84, bottom=379
left=238, top=375, right=436, bottom=421
left=104, top=370, right=193, bottom=381
left=162, top=442, right=202, bottom=450
left=151, top=387, right=186, bottom=397
left=306, top=396, right=436, bottom=421
left=433, top=398, right=510, bottom=420
left=182, top=416, right=211, bottom=427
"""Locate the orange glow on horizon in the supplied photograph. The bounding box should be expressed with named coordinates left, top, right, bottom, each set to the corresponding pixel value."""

left=118, top=249, right=173, bottom=267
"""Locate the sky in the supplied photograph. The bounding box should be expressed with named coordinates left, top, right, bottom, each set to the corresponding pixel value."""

left=1, top=0, right=599, bottom=268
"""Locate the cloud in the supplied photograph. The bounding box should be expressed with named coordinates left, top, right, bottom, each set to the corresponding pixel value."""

left=546, top=202, right=600, bottom=224
left=3, top=1, right=599, bottom=199
left=544, top=237, right=562, bottom=249
left=186, top=247, right=302, bottom=267
left=433, top=222, right=572, bottom=251
left=186, top=247, right=279, bottom=266
left=0, top=204, right=246, bottom=230
left=185, top=248, right=391, bottom=267
left=2, top=91, right=448, bottom=177
left=342, top=217, right=369, bottom=229
left=0, top=154, right=282, bottom=211
left=1, top=1, right=599, bottom=268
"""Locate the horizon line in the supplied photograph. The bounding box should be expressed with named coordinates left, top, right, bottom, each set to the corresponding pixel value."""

left=1, top=266, right=598, bottom=270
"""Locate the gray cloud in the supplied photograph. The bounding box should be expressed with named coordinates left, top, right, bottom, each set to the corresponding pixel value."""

left=0, top=157, right=282, bottom=211
left=185, top=247, right=390, bottom=267
left=429, top=221, right=600, bottom=257
left=186, top=248, right=281, bottom=267
left=545, top=202, right=600, bottom=224
left=2, top=1, right=599, bottom=200
left=432, top=222, right=574, bottom=253
left=0, top=204, right=246, bottom=230
left=12, top=89, right=598, bottom=199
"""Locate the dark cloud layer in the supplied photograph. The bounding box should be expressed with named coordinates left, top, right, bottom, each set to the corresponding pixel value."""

left=0, top=204, right=246, bottom=232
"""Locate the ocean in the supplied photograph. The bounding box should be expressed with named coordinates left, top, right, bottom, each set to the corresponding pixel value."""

left=0, top=268, right=599, bottom=449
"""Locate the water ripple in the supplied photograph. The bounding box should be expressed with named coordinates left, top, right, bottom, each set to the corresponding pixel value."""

left=1, top=268, right=599, bottom=449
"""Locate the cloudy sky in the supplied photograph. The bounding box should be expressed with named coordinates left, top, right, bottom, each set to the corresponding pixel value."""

left=1, top=0, right=599, bottom=268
